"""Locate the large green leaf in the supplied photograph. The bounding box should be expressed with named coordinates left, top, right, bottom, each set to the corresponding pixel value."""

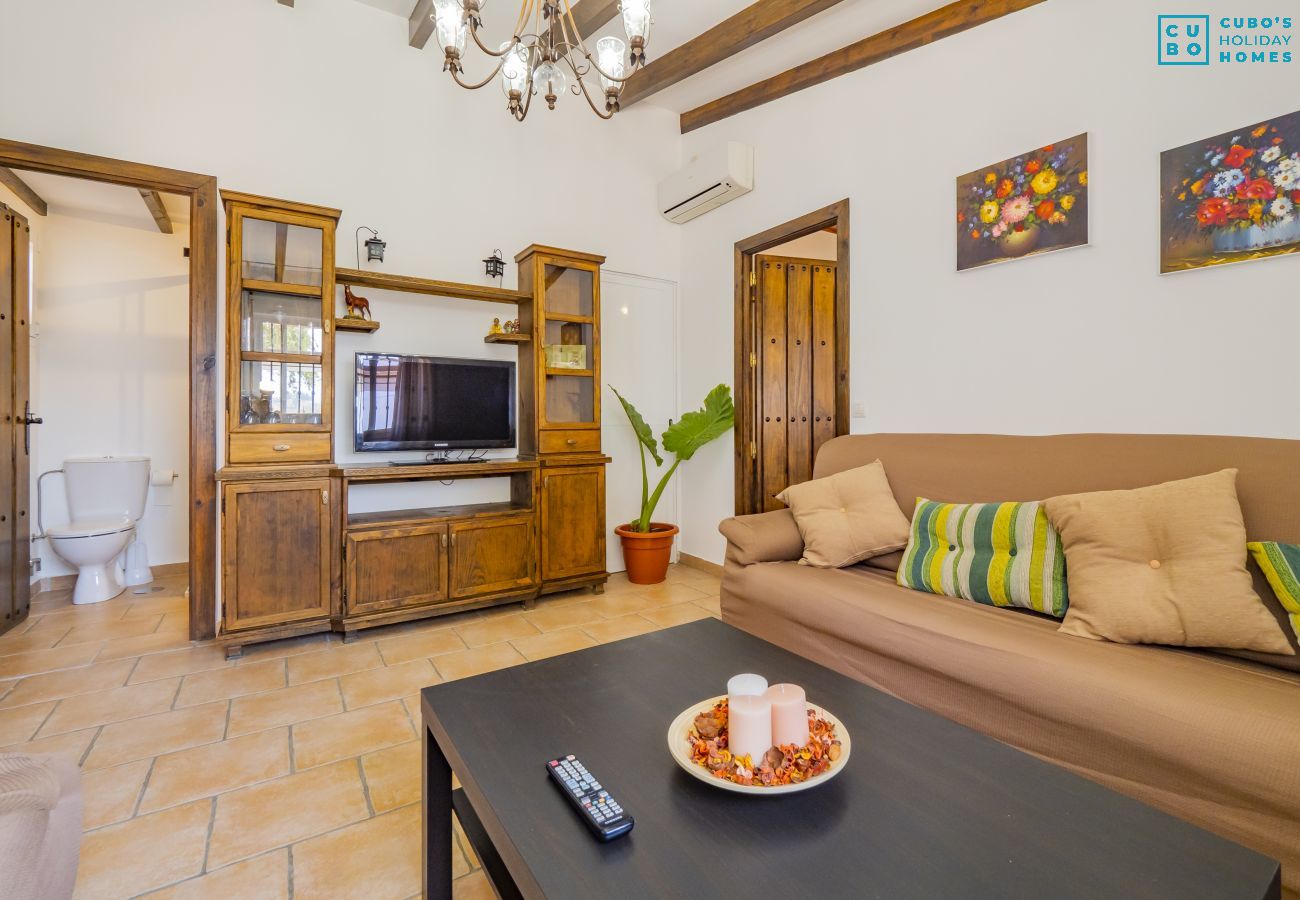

left=662, top=384, right=734, bottom=461
left=610, top=386, right=663, bottom=467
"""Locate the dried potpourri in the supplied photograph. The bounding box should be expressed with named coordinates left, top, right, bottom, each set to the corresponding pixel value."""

left=687, top=698, right=842, bottom=787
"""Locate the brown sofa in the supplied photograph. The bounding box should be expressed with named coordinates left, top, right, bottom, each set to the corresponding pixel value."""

left=720, top=434, right=1300, bottom=897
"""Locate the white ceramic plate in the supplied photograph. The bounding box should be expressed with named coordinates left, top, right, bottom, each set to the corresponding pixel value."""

left=666, top=694, right=851, bottom=795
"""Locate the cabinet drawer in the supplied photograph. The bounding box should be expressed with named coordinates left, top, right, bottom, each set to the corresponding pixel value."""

left=539, top=429, right=601, bottom=455
left=229, top=432, right=330, bottom=465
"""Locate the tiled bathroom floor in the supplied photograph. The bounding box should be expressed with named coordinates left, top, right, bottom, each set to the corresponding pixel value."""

left=0, top=565, right=722, bottom=898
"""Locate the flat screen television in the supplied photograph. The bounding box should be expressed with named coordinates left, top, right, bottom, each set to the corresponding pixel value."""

left=354, top=353, right=516, bottom=452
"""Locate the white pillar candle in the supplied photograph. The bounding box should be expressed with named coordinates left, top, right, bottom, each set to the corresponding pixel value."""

left=766, top=683, right=809, bottom=748
left=726, top=673, right=768, bottom=699
left=728, top=693, right=773, bottom=764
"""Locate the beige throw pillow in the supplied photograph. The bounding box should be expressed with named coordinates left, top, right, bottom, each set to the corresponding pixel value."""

left=1044, top=469, right=1293, bottom=654
left=776, top=460, right=910, bottom=568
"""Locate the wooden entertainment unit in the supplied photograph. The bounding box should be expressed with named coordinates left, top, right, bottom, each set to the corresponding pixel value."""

left=216, top=191, right=608, bottom=656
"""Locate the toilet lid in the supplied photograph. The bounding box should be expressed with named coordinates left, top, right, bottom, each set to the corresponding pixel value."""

left=48, top=517, right=134, bottom=539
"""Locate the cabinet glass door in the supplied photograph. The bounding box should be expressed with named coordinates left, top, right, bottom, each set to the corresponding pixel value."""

left=241, top=217, right=324, bottom=287
left=541, top=263, right=597, bottom=427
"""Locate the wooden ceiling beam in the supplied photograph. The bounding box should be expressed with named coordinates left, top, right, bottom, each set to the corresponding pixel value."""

left=278, top=0, right=295, bottom=7
left=620, top=0, right=848, bottom=109
left=680, top=0, right=1048, bottom=133
left=139, top=189, right=174, bottom=234
left=409, top=0, right=434, bottom=48
left=0, top=167, right=47, bottom=216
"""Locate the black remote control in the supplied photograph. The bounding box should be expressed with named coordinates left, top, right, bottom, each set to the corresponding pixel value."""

left=546, top=755, right=634, bottom=842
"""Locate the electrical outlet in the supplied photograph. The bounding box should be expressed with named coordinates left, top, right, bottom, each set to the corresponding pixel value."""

left=852, top=402, right=866, bottom=419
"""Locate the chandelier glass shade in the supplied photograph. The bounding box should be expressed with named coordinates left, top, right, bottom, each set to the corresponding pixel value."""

left=431, top=0, right=653, bottom=121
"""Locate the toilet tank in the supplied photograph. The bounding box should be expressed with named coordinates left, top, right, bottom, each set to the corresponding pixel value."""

left=64, top=456, right=151, bottom=523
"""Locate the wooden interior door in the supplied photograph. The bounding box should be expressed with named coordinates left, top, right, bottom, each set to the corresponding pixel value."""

left=0, top=203, right=30, bottom=638
left=755, top=255, right=838, bottom=512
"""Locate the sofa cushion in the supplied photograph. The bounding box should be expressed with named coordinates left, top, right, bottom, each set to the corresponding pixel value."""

left=897, top=499, right=1069, bottom=617
left=1045, top=469, right=1293, bottom=654
left=1248, top=541, right=1300, bottom=642
left=775, top=461, right=910, bottom=568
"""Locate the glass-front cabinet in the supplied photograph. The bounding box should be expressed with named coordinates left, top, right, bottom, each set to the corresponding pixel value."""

left=517, top=246, right=605, bottom=456
left=222, top=192, right=339, bottom=465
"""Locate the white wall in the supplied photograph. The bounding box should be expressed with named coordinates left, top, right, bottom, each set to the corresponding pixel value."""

left=0, top=198, right=191, bottom=578
left=675, top=0, right=1300, bottom=563
left=0, top=0, right=684, bottom=579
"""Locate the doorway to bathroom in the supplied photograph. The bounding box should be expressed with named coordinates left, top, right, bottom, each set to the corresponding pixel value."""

left=0, top=139, right=218, bottom=641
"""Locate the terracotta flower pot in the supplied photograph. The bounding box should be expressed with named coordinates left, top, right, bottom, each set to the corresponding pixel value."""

left=616, top=522, right=680, bottom=585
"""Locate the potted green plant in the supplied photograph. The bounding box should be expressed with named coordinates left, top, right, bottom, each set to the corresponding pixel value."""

left=611, top=384, right=734, bottom=584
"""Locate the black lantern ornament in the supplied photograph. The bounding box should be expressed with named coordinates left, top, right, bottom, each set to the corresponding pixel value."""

left=355, top=226, right=387, bottom=267
left=483, top=249, right=506, bottom=280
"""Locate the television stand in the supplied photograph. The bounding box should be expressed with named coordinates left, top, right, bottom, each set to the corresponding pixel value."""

left=387, top=458, right=489, bottom=467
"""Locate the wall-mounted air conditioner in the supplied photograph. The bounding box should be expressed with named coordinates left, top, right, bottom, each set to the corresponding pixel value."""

left=658, top=142, right=754, bottom=224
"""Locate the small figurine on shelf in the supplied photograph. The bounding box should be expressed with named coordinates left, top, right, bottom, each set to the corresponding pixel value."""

left=344, top=285, right=372, bottom=320
left=503, top=318, right=520, bottom=334
left=489, top=317, right=504, bottom=335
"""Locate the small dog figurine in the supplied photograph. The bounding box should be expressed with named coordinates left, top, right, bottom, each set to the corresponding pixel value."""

left=344, top=285, right=371, bottom=320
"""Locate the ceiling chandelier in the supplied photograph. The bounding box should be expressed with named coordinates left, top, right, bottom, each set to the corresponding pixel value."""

left=431, top=0, right=653, bottom=121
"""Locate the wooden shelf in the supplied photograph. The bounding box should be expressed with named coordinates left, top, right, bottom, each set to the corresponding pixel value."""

left=544, top=313, right=594, bottom=324
left=337, top=268, right=527, bottom=305
left=348, top=501, right=531, bottom=530
left=333, top=458, right=539, bottom=482
left=336, top=317, right=380, bottom=333
left=484, top=333, right=529, bottom=344
left=546, top=368, right=594, bottom=378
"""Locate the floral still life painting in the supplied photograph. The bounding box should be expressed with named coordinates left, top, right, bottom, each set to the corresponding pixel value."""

left=1160, top=109, right=1300, bottom=274
left=956, top=133, right=1089, bottom=272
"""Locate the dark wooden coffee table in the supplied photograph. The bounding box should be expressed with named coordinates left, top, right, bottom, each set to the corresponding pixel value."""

left=421, top=619, right=1281, bottom=899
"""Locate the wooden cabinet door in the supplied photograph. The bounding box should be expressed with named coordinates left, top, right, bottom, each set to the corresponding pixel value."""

left=540, top=466, right=605, bottom=582
left=448, top=515, right=537, bottom=600
left=222, top=478, right=332, bottom=633
left=346, top=523, right=448, bottom=616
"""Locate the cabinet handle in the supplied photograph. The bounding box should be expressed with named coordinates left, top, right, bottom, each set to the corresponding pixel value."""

left=321, top=489, right=329, bottom=506
left=566, top=439, right=578, bottom=446
left=440, top=533, right=447, bottom=549
left=273, top=444, right=291, bottom=452
left=451, top=532, right=458, bottom=547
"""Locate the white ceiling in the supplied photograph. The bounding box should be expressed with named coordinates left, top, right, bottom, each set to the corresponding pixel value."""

left=14, top=171, right=189, bottom=231
left=352, top=0, right=943, bottom=114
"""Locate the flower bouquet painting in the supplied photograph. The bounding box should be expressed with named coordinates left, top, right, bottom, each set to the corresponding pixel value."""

left=1160, top=109, right=1300, bottom=274
left=956, top=133, right=1089, bottom=272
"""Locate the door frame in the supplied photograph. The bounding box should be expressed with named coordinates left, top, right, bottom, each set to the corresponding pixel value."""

left=733, top=199, right=850, bottom=516
left=0, top=138, right=220, bottom=641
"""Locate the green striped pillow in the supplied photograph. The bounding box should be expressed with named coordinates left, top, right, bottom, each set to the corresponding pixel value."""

left=897, top=499, right=1069, bottom=617
left=1247, top=541, right=1300, bottom=641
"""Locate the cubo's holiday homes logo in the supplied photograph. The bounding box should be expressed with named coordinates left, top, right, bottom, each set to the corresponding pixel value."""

left=1159, top=14, right=1293, bottom=65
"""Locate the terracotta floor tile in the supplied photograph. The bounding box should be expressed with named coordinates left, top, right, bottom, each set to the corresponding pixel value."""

left=122, top=593, right=190, bottom=619
left=57, top=613, right=164, bottom=647
left=293, top=701, right=415, bottom=770
left=523, top=600, right=607, bottom=632
left=340, top=658, right=440, bottom=710
left=510, top=628, right=597, bottom=661
left=227, top=679, right=344, bottom=737
left=0, top=700, right=56, bottom=744
left=452, top=870, right=498, bottom=900
left=39, top=676, right=179, bottom=736
left=600, top=572, right=647, bottom=595
left=693, top=594, right=724, bottom=615
left=0, top=726, right=96, bottom=763
left=293, top=803, right=423, bottom=899
left=129, top=644, right=231, bottom=683
left=74, top=799, right=212, bottom=898
left=583, top=614, right=662, bottom=644
left=0, top=623, right=72, bottom=655
left=432, top=642, right=527, bottom=681
left=175, top=658, right=285, bottom=707
left=207, top=759, right=369, bottom=869
left=664, top=563, right=721, bottom=584
left=361, top=740, right=420, bottom=813
left=0, top=643, right=100, bottom=679
left=95, top=629, right=195, bottom=662
left=454, top=615, right=540, bottom=649
left=453, top=813, right=477, bottom=869
left=239, top=631, right=336, bottom=661
left=140, top=726, right=291, bottom=814
left=84, top=701, right=229, bottom=770
left=143, top=848, right=289, bottom=899
left=0, top=657, right=135, bottom=709
left=636, top=582, right=712, bottom=607
left=287, top=642, right=383, bottom=685
left=588, top=590, right=664, bottom=618
left=376, top=628, right=468, bottom=665
left=640, top=601, right=714, bottom=628
left=81, top=759, right=151, bottom=829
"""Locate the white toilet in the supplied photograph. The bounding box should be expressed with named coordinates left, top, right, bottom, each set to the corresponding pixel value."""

left=47, top=456, right=150, bottom=605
